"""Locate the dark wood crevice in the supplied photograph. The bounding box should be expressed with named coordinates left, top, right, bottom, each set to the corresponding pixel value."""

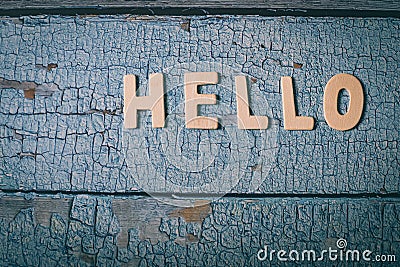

left=1, top=188, right=400, bottom=199
left=0, top=0, right=399, bottom=17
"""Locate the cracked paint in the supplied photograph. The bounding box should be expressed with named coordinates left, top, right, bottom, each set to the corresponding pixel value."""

left=0, top=14, right=399, bottom=266
left=0, top=15, right=398, bottom=194
left=0, top=194, right=399, bottom=266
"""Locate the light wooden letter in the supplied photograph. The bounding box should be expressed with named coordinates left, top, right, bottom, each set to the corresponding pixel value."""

left=281, top=76, right=314, bottom=130
left=124, top=73, right=165, bottom=128
left=235, top=76, right=268, bottom=129
left=184, top=72, right=218, bottom=129
left=324, top=73, right=364, bottom=131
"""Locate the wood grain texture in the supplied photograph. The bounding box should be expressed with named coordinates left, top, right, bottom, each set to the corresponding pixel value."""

left=0, top=15, right=398, bottom=195
left=0, top=194, right=399, bottom=266
left=0, top=0, right=400, bottom=11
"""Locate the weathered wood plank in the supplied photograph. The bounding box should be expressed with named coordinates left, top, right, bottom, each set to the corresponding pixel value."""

left=0, top=0, right=400, bottom=12
left=0, top=15, right=398, bottom=195
left=0, top=194, right=399, bottom=266
left=0, top=195, right=71, bottom=226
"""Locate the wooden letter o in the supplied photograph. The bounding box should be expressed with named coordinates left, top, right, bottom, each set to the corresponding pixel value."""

left=324, top=73, right=364, bottom=131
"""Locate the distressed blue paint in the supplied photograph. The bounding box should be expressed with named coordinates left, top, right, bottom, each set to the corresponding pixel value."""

left=0, top=16, right=399, bottom=194
left=0, top=194, right=399, bottom=266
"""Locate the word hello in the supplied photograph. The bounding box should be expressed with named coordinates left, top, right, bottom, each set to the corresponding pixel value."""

left=124, top=72, right=364, bottom=131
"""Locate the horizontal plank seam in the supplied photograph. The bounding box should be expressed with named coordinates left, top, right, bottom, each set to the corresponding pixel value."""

left=0, top=7, right=399, bottom=18
left=1, top=189, right=400, bottom=199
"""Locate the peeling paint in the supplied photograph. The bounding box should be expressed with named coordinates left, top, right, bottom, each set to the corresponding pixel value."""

left=0, top=77, right=59, bottom=98
left=180, top=20, right=190, bottom=32
left=0, top=195, right=399, bottom=266
left=35, top=63, right=58, bottom=71
left=169, top=200, right=211, bottom=223
left=23, top=88, right=35, bottom=99
left=293, top=62, right=303, bottom=68
left=0, top=15, right=397, bottom=194
left=0, top=14, right=398, bottom=266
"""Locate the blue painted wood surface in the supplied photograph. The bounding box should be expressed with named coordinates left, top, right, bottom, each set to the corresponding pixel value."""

left=0, top=194, right=399, bottom=266
left=0, top=16, right=398, bottom=195
left=0, top=15, right=399, bottom=266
